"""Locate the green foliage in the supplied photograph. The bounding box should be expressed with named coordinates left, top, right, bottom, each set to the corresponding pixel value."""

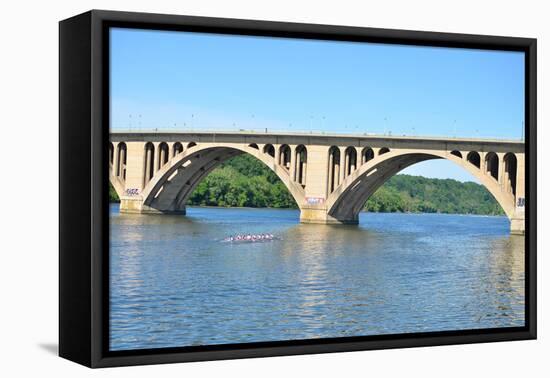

left=188, top=155, right=297, bottom=208
left=109, top=182, right=120, bottom=203
left=110, top=154, right=504, bottom=216
left=364, top=174, right=504, bottom=215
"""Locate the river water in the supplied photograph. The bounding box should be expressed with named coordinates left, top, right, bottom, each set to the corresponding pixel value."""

left=109, top=204, right=525, bottom=351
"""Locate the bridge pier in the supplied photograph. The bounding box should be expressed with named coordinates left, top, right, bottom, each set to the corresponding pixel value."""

left=119, top=197, right=187, bottom=215
left=119, top=198, right=144, bottom=213
left=299, top=207, right=358, bottom=225
left=509, top=205, right=525, bottom=235
left=510, top=217, right=525, bottom=235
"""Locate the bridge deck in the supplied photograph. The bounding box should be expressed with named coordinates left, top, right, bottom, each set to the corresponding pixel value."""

left=110, top=129, right=524, bottom=151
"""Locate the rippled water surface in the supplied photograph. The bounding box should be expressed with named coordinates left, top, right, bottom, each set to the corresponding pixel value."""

left=109, top=205, right=525, bottom=351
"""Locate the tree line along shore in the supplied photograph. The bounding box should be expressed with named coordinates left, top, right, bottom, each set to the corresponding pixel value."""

left=109, top=155, right=504, bottom=216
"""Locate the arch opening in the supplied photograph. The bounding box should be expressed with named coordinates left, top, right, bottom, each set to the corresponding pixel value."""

left=263, top=144, right=275, bottom=157
left=344, top=147, right=358, bottom=177
left=173, top=142, right=183, bottom=156
left=328, top=151, right=513, bottom=223
left=116, top=142, right=127, bottom=180
left=158, top=142, right=169, bottom=170
left=295, top=145, right=307, bottom=186
left=450, top=150, right=462, bottom=158
left=143, top=146, right=302, bottom=213
left=188, top=153, right=298, bottom=209
left=187, top=142, right=197, bottom=149
left=327, top=146, right=341, bottom=194
left=467, top=151, right=481, bottom=168
left=279, top=144, right=291, bottom=170
left=379, top=147, right=390, bottom=155
left=361, top=147, right=374, bottom=165
left=249, top=143, right=259, bottom=149
left=143, top=142, right=155, bottom=185
left=504, top=153, right=517, bottom=197
left=485, top=152, right=499, bottom=181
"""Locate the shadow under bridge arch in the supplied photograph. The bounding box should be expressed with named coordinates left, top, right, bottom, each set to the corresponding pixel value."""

left=139, top=144, right=306, bottom=214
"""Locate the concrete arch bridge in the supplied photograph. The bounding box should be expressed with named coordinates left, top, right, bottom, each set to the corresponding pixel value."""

left=110, top=131, right=525, bottom=235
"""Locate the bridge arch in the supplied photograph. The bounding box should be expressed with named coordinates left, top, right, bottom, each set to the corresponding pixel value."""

left=137, top=143, right=306, bottom=214
left=325, top=149, right=516, bottom=224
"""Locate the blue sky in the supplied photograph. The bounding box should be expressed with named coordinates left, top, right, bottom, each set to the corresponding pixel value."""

left=110, top=28, right=524, bottom=182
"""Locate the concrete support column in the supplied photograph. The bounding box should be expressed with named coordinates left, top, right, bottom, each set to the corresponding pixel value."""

left=113, top=142, right=119, bottom=176
left=327, top=151, right=334, bottom=193
left=344, top=150, right=350, bottom=178
left=116, top=146, right=122, bottom=177
left=339, top=147, right=345, bottom=184
left=119, top=142, right=149, bottom=213
left=297, top=145, right=329, bottom=201
left=480, top=152, right=487, bottom=175
left=160, top=146, right=166, bottom=169
left=516, top=154, right=525, bottom=199
left=120, top=147, right=127, bottom=179
left=302, top=158, right=307, bottom=186
left=334, top=157, right=340, bottom=187
left=497, top=153, right=505, bottom=187
left=275, top=144, right=281, bottom=167
left=289, top=145, right=297, bottom=181
left=154, top=142, right=160, bottom=173
left=503, top=156, right=512, bottom=194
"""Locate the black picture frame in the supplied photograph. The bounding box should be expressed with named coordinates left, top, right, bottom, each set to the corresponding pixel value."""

left=59, top=9, right=537, bottom=368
